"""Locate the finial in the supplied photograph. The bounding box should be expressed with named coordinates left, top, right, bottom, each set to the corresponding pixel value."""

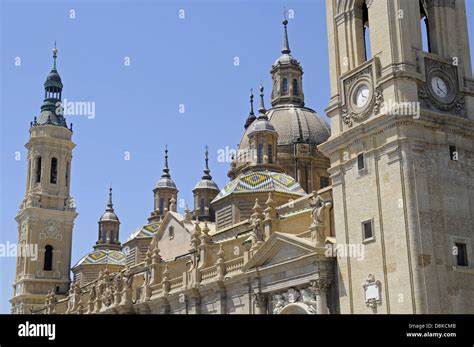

left=249, top=88, right=255, bottom=116
left=253, top=198, right=262, bottom=212
left=202, top=146, right=212, bottom=180
left=107, top=185, right=114, bottom=211
left=161, top=145, right=170, bottom=178
left=169, top=196, right=177, bottom=212
left=244, top=88, right=257, bottom=129
left=52, top=41, right=58, bottom=70
left=282, top=14, right=291, bottom=55
left=258, top=84, right=266, bottom=115
left=184, top=205, right=192, bottom=222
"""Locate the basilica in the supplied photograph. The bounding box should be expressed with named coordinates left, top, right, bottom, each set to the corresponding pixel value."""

left=11, top=0, right=474, bottom=315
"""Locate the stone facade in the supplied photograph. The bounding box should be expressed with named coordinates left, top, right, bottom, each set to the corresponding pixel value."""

left=320, top=0, right=474, bottom=313
left=12, top=1, right=474, bottom=315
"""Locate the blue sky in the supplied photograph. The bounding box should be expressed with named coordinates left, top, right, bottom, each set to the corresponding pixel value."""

left=1, top=0, right=473, bottom=313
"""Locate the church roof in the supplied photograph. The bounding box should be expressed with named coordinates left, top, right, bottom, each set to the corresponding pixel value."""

left=73, top=249, right=126, bottom=268
left=239, top=105, right=330, bottom=150
left=125, top=221, right=161, bottom=243
left=213, top=170, right=306, bottom=203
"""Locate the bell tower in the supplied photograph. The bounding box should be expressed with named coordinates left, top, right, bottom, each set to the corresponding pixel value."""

left=149, top=146, right=178, bottom=222
left=11, top=46, right=77, bottom=313
left=320, top=0, right=474, bottom=314
left=271, top=19, right=305, bottom=107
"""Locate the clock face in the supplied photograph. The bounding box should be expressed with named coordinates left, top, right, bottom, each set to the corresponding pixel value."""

left=431, top=76, right=448, bottom=99
left=354, top=84, right=370, bottom=108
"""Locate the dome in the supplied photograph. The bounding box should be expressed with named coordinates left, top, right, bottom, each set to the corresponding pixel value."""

left=194, top=179, right=219, bottom=190
left=239, top=105, right=330, bottom=150
left=273, top=53, right=300, bottom=67
left=212, top=170, right=306, bottom=203
left=100, top=210, right=119, bottom=222
left=125, top=221, right=161, bottom=243
left=47, top=70, right=61, bottom=82
left=155, top=176, right=177, bottom=190
left=44, top=69, right=63, bottom=89
left=73, top=249, right=126, bottom=268
left=250, top=118, right=276, bottom=133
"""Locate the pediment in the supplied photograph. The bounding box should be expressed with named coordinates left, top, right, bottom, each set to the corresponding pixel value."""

left=242, top=232, right=316, bottom=271
left=155, top=212, right=190, bottom=242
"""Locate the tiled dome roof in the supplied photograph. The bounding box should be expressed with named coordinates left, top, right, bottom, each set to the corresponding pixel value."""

left=213, top=170, right=306, bottom=203
left=73, top=249, right=126, bottom=267
left=125, top=222, right=161, bottom=243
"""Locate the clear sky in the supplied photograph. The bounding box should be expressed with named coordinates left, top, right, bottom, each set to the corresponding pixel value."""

left=1, top=0, right=473, bottom=314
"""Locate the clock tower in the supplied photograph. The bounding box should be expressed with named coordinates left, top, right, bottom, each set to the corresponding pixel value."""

left=320, top=0, right=474, bottom=313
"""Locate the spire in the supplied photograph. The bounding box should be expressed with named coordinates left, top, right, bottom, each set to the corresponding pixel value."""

left=202, top=146, right=212, bottom=180
left=282, top=18, right=291, bottom=55
left=96, top=186, right=121, bottom=250
left=106, top=186, right=114, bottom=211
left=161, top=145, right=170, bottom=179
left=244, top=89, right=257, bottom=129
left=100, top=186, right=118, bottom=219
left=52, top=41, right=58, bottom=70
left=271, top=16, right=304, bottom=108
left=258, top=84, right=267, bottom=118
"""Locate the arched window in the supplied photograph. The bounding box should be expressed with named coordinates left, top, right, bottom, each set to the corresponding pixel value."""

left=110, top=230, right=114, bottom=243
left=168, top=226, right=174, bottom=240
left=292, top=79, right=298, bottom=96
left=420, top=1, right=431, bottom=52
left=257, top=143, right=264, bottom=164
left=50, top=158, right=57, bottom=184
left=281, top=78, right=288, bottom=95
left=44, top=245, right=53, bottom=271
left=362, top=2, right=371, bottom=61
left=35, top=157, right=42, bottom=183
left=159, top=198, right=164, bottom=214
left=65, top=161, right=69, bottom=187
left=200, top=197, right=205, bottom=215
left=268, top=144, right=274, bottom=164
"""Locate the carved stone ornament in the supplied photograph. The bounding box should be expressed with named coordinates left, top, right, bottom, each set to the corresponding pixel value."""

left=342, top=64, right=383, bottom=128
left=40, top=220, right=62, bottom=241
left=20, top=221, right=28, bottom=242
left=272, top=286, right=323, bottom=314
left=363, top=274, right=382, bottom=313
left=418, top=57, right=465, bottom=116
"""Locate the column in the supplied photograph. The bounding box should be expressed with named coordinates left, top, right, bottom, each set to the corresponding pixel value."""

left=310, top=279, right=331, bottom=314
